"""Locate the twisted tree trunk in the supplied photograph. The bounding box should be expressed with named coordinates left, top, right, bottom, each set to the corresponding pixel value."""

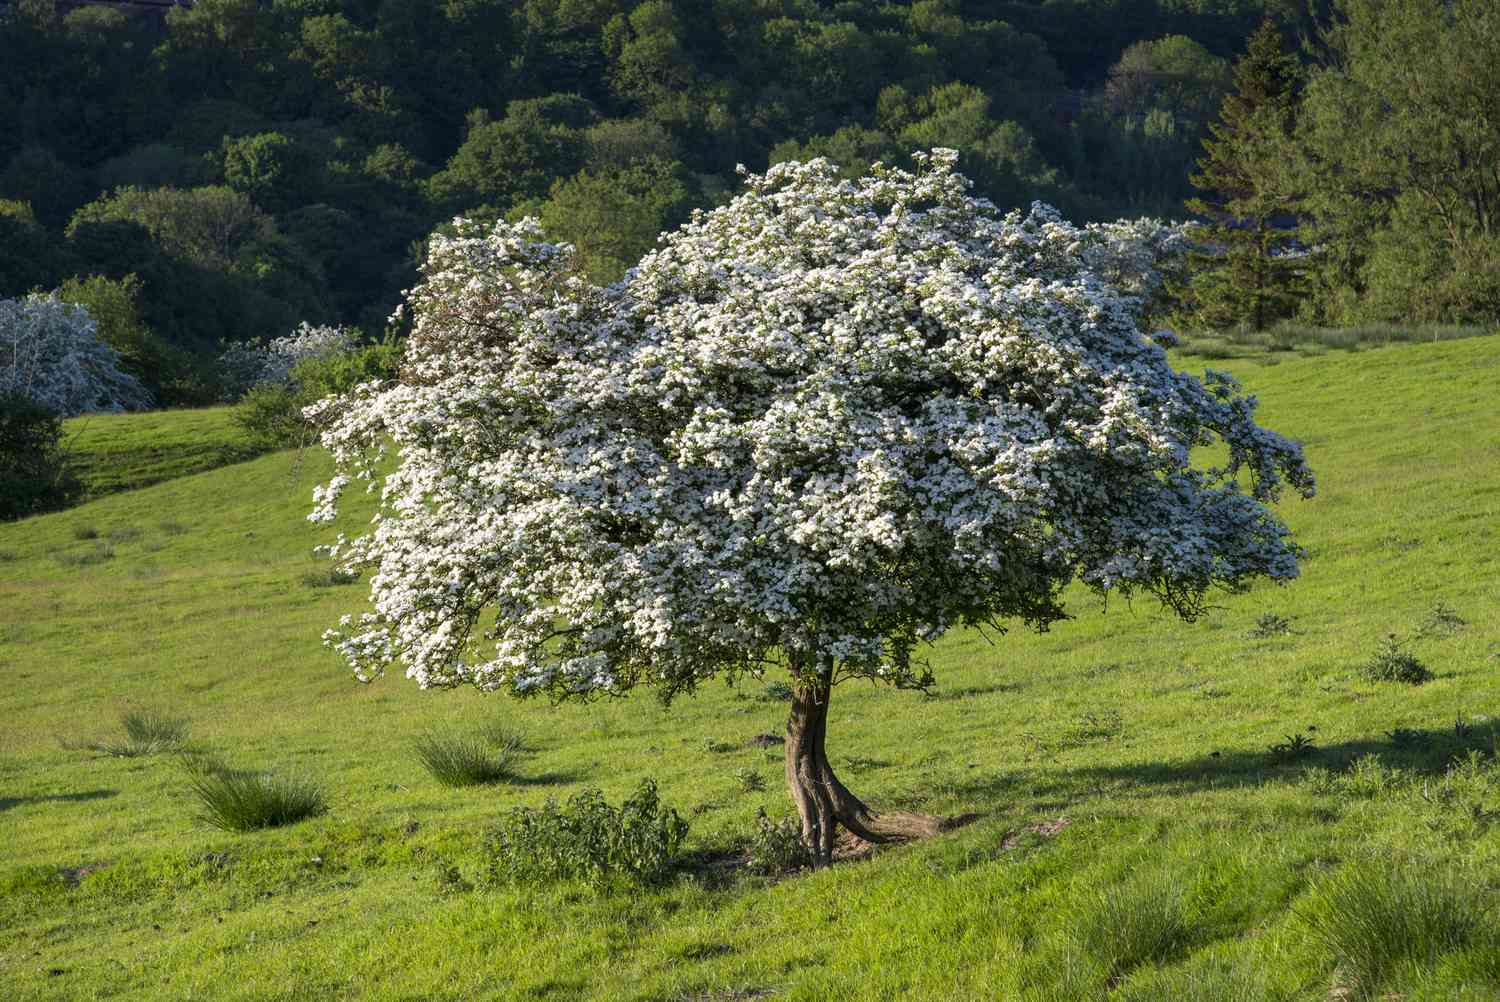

left=783, top=672, right=945, bottom=868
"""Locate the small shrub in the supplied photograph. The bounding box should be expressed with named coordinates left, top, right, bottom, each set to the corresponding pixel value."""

left=733, top=768, right=766, bottom=793
left=1073, top=871, right=1190, bottom=982
left=1247, top=613, right=1294, bottom=639
left=1361, top=637, right=1432, bottom=685
left=1301, top=863, right=1484, bottom=999
left=702, top=738, right=736, bottom=754
left=1267, top=732, right=1317, bottom=764
left=1, top=392, right=80, bottom=520
left=301, top=566, right=359, bottom=588
left=760, top=681, right=793, bottom=702
left=744, top=808, right=810, bottom=875
left=105, top=525, right=143, bottom=543
left=413, top=730, right=515, bottom=787
left=483, top=779, right=689, bottom=887
left=189, top=767, right=327, bottom=832
left=72, top=524, right=99, bottom=540
left=1418, top=602, right=1466, bottom=638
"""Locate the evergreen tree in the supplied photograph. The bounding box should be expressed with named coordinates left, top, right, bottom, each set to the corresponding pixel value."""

left=1178, top=20, right=1304, bottom=331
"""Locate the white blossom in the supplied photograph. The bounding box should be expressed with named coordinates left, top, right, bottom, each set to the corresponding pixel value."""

left=0, top=293, right=152, bottom=415
left=219, top=321, right=356, bottom=399
left=310, top=151, right=1314, bottom=700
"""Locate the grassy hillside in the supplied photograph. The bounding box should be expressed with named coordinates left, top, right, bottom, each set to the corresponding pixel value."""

left=61, top=407, right=262, bottom=501
left=2, top=338, right=1499, bottom=1001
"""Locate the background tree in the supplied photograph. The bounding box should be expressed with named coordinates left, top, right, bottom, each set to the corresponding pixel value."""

left=310, top=154, right=1314, bottom=866
left=1177, top=19, right=1304, bottom=331
left=1293, top=0, right=1500, bottom=324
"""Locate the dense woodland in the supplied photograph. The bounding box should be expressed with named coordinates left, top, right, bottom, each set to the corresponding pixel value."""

left=0, top=0, right=1495, bottom=407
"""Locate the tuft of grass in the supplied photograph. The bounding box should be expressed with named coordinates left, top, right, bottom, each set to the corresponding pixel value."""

left=1115, top=953, right=1272, bottom=1002
left=300, top=566, right=360, bottom=588
left=157, top=519, right=187, bottom=535
left=1072, top=871, right=1190, bottom=982
left=72, top=525, right=99, bottom=540
left=81, top=708, right=188, bottom=757
left=54, top=543, right=115, bottom=568
left=105, top=525, right=144, bottom=544
left=1361, top=636, right=1433, bottom=685
left=1301, top=863, right=1486, bottom=999
left=414, top=730, right=516, bottom=787
left=189, top=767, right=328, bottom=832
left=1417, top=602, right=1466, bottom=638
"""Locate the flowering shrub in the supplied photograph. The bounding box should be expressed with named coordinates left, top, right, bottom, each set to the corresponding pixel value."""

left=310, top=150, right=1312, bottom=701
left=1083, top=216, right=1191, bottom=333
left=218, top=322, right=356, bottom=400
left=0, top=293, right=152, bottom=416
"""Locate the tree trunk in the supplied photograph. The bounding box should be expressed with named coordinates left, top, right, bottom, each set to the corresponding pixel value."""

left=783, top=673, right=945, bottom=868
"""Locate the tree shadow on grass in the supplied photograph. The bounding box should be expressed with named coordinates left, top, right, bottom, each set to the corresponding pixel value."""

left=943, top=722, right=1500, bottom=807
left=0, top=789, right=118, bottom=812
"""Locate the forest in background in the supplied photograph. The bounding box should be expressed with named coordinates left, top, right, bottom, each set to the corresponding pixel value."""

left=1, top=0, right=1495, bottom=407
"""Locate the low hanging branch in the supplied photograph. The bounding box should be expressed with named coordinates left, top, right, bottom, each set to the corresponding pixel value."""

left=309, top=151, right=1314, bottom=866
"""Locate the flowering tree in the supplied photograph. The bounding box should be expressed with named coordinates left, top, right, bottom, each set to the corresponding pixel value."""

left=310, top=151, right=1314, bottom=865
left=0, top=293, right=152, bottom=416
left=219, top=321, right=356, bottom=400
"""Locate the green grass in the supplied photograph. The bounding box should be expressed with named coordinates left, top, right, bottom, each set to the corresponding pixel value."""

left=1, top=337, right=1499, bottom=1000
left=1174, top=321, right=1495, bottom=361
left=60, top=406, right=265, bottom=501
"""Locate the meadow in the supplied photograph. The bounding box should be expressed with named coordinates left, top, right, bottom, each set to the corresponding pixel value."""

left=2, top=337, right=1499, bottom=1001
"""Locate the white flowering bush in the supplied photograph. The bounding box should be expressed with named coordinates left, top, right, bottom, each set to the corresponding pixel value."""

left=1083, top=216, right=1191, bottom=335
left=310, top=151, right=1313, bottom=863
left=0, top=293, right=152, bottom=416
left=218, top=322, right=356, bottom=399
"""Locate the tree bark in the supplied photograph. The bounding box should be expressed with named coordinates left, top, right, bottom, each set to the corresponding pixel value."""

left=783, top=672, right=945, bottom=868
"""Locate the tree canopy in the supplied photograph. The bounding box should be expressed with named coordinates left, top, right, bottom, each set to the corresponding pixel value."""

left=310, top=153, right=1314, bottom=861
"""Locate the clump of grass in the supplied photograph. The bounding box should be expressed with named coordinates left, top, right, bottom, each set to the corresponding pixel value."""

left=189, top=767, right=327, bottom=832
left=0, top=549, right=18, bottom=562
left=414, top=730, right=516, bottom=786
left=1115, top=953, right=1270, bottom=1002
left=1417, top=602, right=1466, bottom=638
left=54, top=544, right=115, bottom=568
left=301, top=566, right=360, bottom=588
left=83, top=708, right=188, bottom=757
left=158, top=520, right=187, bottom=535
left=475, top=719, right=526, bottom=755
left=105, top=525, right=143, bottom=544
left=1361, top=637, right=1432, bottom=685
left=1072, top=871, right=1190, bottom=982
left=1301, top=863, right=1485, bottom=999
left=71, top=525, right=99, bottom=540
left=733, top=768, right=766, bottom=793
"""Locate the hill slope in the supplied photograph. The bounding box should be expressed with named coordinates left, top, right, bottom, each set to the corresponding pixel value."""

left=2, top=338, right=1499, bottom=1001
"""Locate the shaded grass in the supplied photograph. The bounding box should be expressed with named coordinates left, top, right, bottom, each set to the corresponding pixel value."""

left=61, top=406, right=265, bottom=503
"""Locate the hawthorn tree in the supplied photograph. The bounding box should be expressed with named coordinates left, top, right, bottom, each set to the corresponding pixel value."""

left=0, top=292, right=152, bottom=416
left=310, top=152, right=1314, bottom=866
